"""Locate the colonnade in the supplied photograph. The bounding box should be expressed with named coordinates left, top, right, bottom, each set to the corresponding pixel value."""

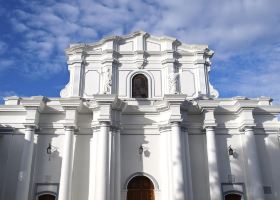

left=15, top=99, right=265, bottom=200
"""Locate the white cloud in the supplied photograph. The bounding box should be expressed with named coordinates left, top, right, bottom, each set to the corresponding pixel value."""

left=212, top=44, right=280, bottom=103
left=2, top=0, right=280, bottom=101
left=79, top=27, right=98, bottom=38
left=0, top=91, right=18, bottom=105
left=0, top=91, right=17, bottom=97
left=10, top=18, right=29, bottom=32
left=53, top=3, right=80, bottom=22
left=0, top=60, right=15, bottom=71
left=0, top=41, right=7, bottom=54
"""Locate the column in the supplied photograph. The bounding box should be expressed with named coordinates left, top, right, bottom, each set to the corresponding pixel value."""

left=88, top=129, right=97, bottom=200
left=108, top=128, right=120, bottom=200
left=160, top=128, right=172, bottom=200
left=15, top=125, right=36, bottom=200
left=110, top=129, right=115, bottom=200
left=205, top=126, right=221, bottom=200
left=170, top=122, right=185, bottom=200
left=113, top=129, right=121, bottom=200
left=95, top=122, right=110, bottom=200
left=58, top=126, right=75, bottom=200
left=183, top=128, right=194, bottom=200
left=243, top=127, right=264, bottom=200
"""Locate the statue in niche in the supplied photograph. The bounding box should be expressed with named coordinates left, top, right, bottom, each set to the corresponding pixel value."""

left=168, top=72, right=179, bottom=94
left=132, top=74, right=148, bottom=98
left=103, top=67, right=112, bottom=94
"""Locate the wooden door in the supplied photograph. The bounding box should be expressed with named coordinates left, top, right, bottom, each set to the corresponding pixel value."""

left=38, top=194, right=56, bottom=200
left=225, top=194, right=242, bottom=200
left=127, top=176, right=155, bottom=200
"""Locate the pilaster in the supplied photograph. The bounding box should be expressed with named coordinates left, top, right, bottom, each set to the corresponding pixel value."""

left=163, top=94, right=187, bottom=200
left=94, top=121, right=111, bottom=200
left=58, top=98, right=82, bottom=200
left=239, top=107, right=264, bottom=200
left=113, top=128, right=121, bottom=200
left=182, top=127, right=194, bottom=200
left=16, top=96, right=46, bottom=200
left=88, top=94, right=122, bottom=200
left=201, top=105, right=222, bottom=200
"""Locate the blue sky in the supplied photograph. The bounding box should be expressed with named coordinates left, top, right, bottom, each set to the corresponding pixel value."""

left=0, top=0, right=280, bottom=103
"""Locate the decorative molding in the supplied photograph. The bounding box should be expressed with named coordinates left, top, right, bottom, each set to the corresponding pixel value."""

left=102, top=66, right=112, bottom=94
left=123, top=172, right=160, bottom=190
left=133, top=51, right=148, bottom=69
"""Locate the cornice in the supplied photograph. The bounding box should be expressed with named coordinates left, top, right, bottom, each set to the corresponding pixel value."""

left=0, top=106, right=25, bottom=112
left=0, top=126, right=15, bottom=134
left=93, top=94, right=118, bottom=104
left=163, top=94, right=187, bottom=103
left=198, top=100, right=219, bottom=112
left=65, top=31, right=211, bottom=56
left=253, top=106, right=280, bottom=115
left=153, top=100, right=170, bottom=112
left=59, top=97, right=83, bottom=111
left=21, top=96, right=47, bottom=113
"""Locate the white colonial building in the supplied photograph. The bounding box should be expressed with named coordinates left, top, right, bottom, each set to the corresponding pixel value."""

left=1, top=31, right=280, bottom=200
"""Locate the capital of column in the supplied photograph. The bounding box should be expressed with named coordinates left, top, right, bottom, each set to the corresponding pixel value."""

left=24, top=124, right=37, bottom=130
left=202, top=107, right=217, bottom=130
left=91, top=121, right=112, bottom=132
left=99, top=121, right=110, bottom=127
left=203, top=125, right=216, bottom=131
left=203, top=120, right=217, bottom=130
left=239, top=123, right=256, bottom=132
left=64, top=125, right=76, bottom=131
left=170, top=121, right=181, bottom=127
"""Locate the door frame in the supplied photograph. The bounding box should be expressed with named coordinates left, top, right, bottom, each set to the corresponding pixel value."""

left=33, top=183, right=59, bottom=200
left=123, top=172, right=160, bottom=200
left=36, top=192, right=57, bottom=200
left=221, top=183, right=247, bottom=200
left=124, top=172, right=159, bottom=190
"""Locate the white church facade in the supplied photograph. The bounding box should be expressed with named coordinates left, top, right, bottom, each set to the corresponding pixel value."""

left=0, top=31, right=280, bottom=200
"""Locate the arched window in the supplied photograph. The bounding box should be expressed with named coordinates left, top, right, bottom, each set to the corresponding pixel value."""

left=224, top=193, right=242, bottom=200
left=132, top=74, right=148, bottom=98
left=38, top=194, right=56, bottom=200
left=127, top=176, right=155, bottom=200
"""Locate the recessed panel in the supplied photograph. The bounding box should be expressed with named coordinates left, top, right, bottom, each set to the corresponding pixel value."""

left=119, top=41, right=134, bottom=51
left=146, top=41, right=161, bottom=51
left=84, top=70, right=100, bottom=96
left=181, top=70, right=196, bottom=97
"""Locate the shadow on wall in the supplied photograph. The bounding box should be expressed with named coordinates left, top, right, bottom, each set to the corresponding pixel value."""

left=217, top=107, right=280, bottom=199
left=121, top=99, right=159, bottom=200
left=32, top=132, right=62, bottom=199
left=71, top=132, right=90, bottom=200
left=0, top=124, right=22, bottom=200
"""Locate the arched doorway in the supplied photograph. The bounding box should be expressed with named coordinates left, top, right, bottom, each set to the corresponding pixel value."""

left=225, top=193, right=242, bottom=200
left=38, top=194, right=56, bottom=200
left=127, top=176, right=155, bottom=200
left=132, top=74, right=148, bottom=98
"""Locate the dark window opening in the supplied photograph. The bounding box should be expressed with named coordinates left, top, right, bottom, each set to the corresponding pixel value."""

left=225, top=193, right=242, bottom=200
left=132, top=74, right=148, bottom=98
left=38, top=194, right=56, bottom=200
